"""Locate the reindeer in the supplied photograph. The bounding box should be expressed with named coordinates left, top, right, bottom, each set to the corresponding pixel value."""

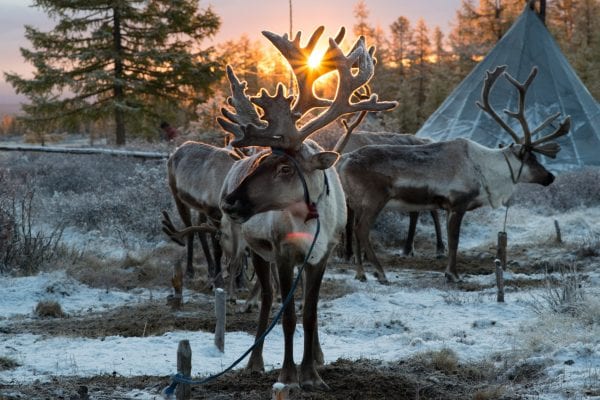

left=166, top=141, right=242, bottom=287
left=334, top=131, right=445, bottom=282
left=336, top=65, right=570, bottom=282
left=216, top=27, right=396, bottom=390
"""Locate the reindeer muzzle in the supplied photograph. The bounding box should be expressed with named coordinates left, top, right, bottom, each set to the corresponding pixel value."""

left=221, top=195, right=253, bottom=223
left=541, top=172, right=555, bottom=186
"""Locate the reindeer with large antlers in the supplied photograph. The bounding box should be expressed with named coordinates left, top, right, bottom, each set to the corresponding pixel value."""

left=337, top=65, right=570, bottom=282
left=216, top=27, right=396, bottom=390
left=335, top=131, right=445, bottom=283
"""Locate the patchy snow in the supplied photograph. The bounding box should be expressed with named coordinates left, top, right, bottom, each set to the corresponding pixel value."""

left=1, top=207, right=599, bottom=399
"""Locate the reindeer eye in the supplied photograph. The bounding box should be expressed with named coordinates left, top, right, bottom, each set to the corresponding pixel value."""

left=278, top=165, right=293, bottom=175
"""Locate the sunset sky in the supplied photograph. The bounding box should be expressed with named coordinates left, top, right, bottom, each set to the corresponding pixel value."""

left=0, top=0, right=462, bottom=104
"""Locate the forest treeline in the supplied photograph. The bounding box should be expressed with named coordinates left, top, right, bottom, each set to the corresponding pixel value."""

left=2, top=0, right=600, bottom=143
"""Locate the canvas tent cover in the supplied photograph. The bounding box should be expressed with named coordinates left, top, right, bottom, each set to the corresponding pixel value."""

left=416, top=6, right=600, bottom=170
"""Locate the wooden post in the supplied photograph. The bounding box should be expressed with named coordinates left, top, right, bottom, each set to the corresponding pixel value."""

left=168, top=259, right=184, bottom=310
left=554, top=219, right=562, bottom=244
left=214, top=288, right=226, bottom=352
left=272, top=383, right=290, bottom=400
left=497, top=231, right=507, bottom=270
left=494, top=259, right=505, bottom=303
left=176, top=340, right=191, bottom=400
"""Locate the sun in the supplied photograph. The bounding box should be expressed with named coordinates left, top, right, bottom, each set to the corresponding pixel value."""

left=307, top=51, right=323, bottom=69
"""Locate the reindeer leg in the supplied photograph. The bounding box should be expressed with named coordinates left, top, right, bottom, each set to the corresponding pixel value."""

left=313, top=323, right=324, bottom=366
left=271, top=262, right=281, bottom=304
left=246, top=252, right=272, bottom=372
left=344, top=205, right=355, bottom=262
left=300, top=257, right=329, bottom=391
left=235, top=254, right=249, bottom=291
left=276, top=254, right=299, bottom=387
left=357, top=202, right=388, bottom=284
left=211, top=232, right=224, bottom=289
left=172, top=200, right=195, bottom=278
left=196, top=214, right=216, bottom=282
left=353, top=208, right=368, bottom=282
left=404, top=212, right=418, bottom=256
left=431, top=210, right=446, bottom=258
left=445, top=210, right=465, bottom=282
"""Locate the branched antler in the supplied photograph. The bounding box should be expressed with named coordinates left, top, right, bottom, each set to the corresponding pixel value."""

left=217, top=26, right=397, bottom=151
left=333, top=85, right=371, bottom=154
left=263, top=26, right=346, bottom=116
left=217, top=66, right=267, bottom=140
left=477, top=65, right=571, bottom=158
left=161, top=210, right=217, bottom=247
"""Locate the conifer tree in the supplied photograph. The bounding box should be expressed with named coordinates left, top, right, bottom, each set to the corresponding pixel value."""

left=5, top=0, right=221, bottom=145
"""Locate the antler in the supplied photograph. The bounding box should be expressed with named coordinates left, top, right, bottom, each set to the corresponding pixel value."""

left=217, top=66, right=267, bottom=140
left=161, top=211, right=217, bottom=247
left=333, top=85, right=371, bottom=153
left=218, top=27, right=397, bottom=151
left=262, top=26, right=346, bottom=116
left=477, top=65, right=571, bottom=158
left=476, top=65, right=521, bottom=144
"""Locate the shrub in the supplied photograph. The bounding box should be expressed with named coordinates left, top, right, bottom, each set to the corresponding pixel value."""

left=0, top=174, right=65, bottom=275
left=528, top=262, right=588, bottom=318
left=35, top=300, right=66, bottom=318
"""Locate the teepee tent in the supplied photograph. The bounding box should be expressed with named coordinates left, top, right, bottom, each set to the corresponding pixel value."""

left=416, top=5, right=600, bottom=170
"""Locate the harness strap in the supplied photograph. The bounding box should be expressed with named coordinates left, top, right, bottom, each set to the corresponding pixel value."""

left=502, top=149, right=525, bottom=184
left=272, top=148, right=328, bottom=222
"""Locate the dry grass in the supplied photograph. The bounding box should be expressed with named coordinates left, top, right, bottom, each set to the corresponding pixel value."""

left=35, top=300, right=66, bottom=318
left=65, top=246, right=181, bottom=291
left=527, top=262, right=588, bottom=318
left=0, top=356, right=20, bottom=371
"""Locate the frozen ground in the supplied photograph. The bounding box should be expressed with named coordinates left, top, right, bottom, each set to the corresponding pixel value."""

left=1, top=204, right=599, bottom=399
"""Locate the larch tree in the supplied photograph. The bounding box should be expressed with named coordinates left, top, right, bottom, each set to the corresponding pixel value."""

left=389, top=16, right=412, bottom=78
left=353, top=0, right=375, bottom=43
left=409, top=18, right=432, bottom=124
left=5, top=0, right=222, bottom=145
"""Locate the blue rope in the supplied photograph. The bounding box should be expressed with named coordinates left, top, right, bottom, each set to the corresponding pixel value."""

left=163, top=217, right=321, bottom=398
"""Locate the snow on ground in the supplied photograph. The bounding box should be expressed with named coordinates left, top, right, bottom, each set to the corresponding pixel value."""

left=1, top=207, right=599, bottom=399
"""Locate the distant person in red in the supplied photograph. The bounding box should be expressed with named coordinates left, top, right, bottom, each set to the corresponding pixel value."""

left=160, top=121, right=178, bottom=142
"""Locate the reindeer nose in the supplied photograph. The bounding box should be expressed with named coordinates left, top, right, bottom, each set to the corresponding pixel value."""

left=221, top=196, right=239, bottom=214
left=543, top=173, right=555, bottom=186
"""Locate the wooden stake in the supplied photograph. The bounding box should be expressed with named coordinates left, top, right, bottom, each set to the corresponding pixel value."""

left=497, top=231, right=507, bottom=270
left=494, top=259, right=505, bottom=303
left=554, top=219, right=562, bottom=244
left=214, top=288, right=226, bottom=352
left=168, top=259, right=184, bottom=310
left=176, top=340, right=191, bottom=400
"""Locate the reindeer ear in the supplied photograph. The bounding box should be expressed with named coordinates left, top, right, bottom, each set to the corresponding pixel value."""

left=307, top=151, right=339, bottom=171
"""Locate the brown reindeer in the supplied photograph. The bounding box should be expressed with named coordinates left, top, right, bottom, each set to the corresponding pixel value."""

left=166, top=141, right=243, bottom=287
left=217, top=27, right=396, bottom=390
left=337, top=65, right=570, bottom=282
left=335, top=131, right=445, bottom=283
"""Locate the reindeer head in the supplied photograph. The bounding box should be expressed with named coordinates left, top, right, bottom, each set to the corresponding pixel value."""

left=219, top=27, right=396, bottom=223
left=477, top=65, right=571, bottom=185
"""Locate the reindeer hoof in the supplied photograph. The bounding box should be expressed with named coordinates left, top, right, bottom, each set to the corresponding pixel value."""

left=354, top=273, right=367, bottom=282
left=301, top=380, right=330, bottom=392
left=444, top=272, right=461, bottom=283
left=374, top=273, right=389, bottom=285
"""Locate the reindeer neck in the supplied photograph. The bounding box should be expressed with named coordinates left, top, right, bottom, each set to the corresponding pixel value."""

left=470, top=145, right=521, bottom=208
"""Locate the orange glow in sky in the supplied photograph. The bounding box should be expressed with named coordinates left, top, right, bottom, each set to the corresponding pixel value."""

left=0, top=0, right=462, bottom=103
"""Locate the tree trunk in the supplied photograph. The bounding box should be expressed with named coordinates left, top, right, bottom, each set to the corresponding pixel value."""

left=113, top=6, right=126, bottom=146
